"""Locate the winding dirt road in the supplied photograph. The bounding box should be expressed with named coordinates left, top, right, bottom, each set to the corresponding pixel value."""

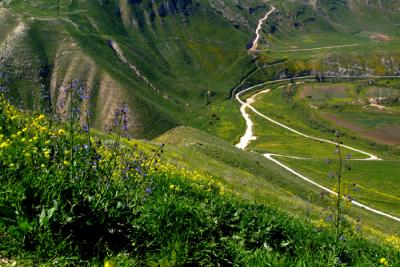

left=257, top=43, right=361, bottom=53
left=235, top=80, right=400, bottom=222
left=239, top=3, right=400, bottom=222
left=250, top=6, right=275, bottom=52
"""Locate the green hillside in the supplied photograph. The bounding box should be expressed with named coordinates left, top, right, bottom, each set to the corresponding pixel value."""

left=252, top=0, right=400, bottom=78
left=0, top=0, right=268, bottom=138
left=1, top=0, right=400, bottom=265
left=1, top=96, right=399, bottom=265
left=1, top=0, right=400, bottom=138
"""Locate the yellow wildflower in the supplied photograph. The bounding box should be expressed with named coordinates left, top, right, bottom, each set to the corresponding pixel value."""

left=37, top=114, right=45, bottom=120
left=379, top=257, right=388, bottom=266
left=314, top=219, right=329, bottom=229
left=63, top=160, right=70, bottom=166
left=45, top=140, right=50, bottom=145
left=40, top=126, right=47, bottom=133
left=104, top=260, right=113, bottom=267
left=58, top=129, right=66, bottom=135
left=40, top=164, right=46, bottom=169
left=385, top=235, right=400, bottom=250
left=44, top=151, right=50, bottom=158
left=169, top=184, right=175, bottom=190
left=0, top=142, right=9, bottom=149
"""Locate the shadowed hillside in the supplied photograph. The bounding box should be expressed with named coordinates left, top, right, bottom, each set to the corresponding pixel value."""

left=0, top=0, right=267, bottom=137
left=1, top=0, right=399, bottom=137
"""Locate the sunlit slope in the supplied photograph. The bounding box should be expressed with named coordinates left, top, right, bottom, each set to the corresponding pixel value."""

left=250, top=0, right=400, bottom=78
left=0, top=0, right=268, bottom=137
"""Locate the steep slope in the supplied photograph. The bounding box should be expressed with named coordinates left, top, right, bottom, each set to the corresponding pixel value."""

left=248, top=0, right=400, bottom=78
left=0, top=0, right=269, bottom=138
left=1, top=0, right=400, bottom=137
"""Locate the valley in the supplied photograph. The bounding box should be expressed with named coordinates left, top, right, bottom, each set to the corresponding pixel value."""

left=234, top=78, right=400, bottom=222
left=1, top=0, right=400, bottom=265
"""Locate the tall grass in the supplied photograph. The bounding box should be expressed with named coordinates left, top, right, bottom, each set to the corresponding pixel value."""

left=0, top=93, right=399, bottom=265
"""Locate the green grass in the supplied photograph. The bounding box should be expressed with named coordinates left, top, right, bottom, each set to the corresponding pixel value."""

left=2, top=1, right=400, bottom=263
left=279, top=157, right=400, bottom=218
left=221, top=78, right=400, bottom=227
left=261, top=0, right=400, bottom=51
left=155, top=126, right=400, bottom=237
left=249, top=81, right=400, bottom=159
left=2, top=0, right=268, bottom=138
left=187, top=99, right=245, bottom=145
left=2, top=93, right=400, bottom=265
left=3, top=0, right=400, bottom=141
left=296, top=82, right=400, bottom=130
left=248, top=108, right=365, bottom=159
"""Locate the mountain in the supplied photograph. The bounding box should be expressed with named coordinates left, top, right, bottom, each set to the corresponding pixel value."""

left=1, top=0, right=398, bottom=138
left=0, top=0, right=269, bottom=138
left=1, top=1, right=400, bottom=264
left=254, top=0, right=400, bottom=78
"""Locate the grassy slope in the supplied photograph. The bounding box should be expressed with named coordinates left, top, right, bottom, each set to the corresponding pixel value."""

left=280, top=157, right=400, bottom=218
left=219, top=79, right=400, bottom=227
left=1, top=0, right=267, bottom=138
left=2, top=97, right=400, bottom=265
left=154, top=126, right=400, bottom=236
left=1, top=0, right=400, bottom=257
left=250, top=81, right=400, bottom=159
left=252, top=0, right=400, bottom=78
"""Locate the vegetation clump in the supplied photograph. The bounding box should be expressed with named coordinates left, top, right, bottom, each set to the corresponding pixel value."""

left=0, top=95, right=399, bottom=265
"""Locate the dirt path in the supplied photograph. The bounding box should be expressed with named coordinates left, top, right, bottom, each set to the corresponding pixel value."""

left=263, top=153, right=400, bottom=223
left=250, top=6, right=275, bottom=52
left=257, top=43, right=361, bottom=52
left=236, top=84, right=380, bottom=160
left=236, top=89, right=270, bottom=149
left=234, top=78, right=400, bottom=223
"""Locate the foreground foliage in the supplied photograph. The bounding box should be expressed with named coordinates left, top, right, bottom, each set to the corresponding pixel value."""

left=0, top=96, right=399, bottom=266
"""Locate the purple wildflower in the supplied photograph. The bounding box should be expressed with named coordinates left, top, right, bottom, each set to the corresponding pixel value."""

left=83, top=124, right=89, bottom=133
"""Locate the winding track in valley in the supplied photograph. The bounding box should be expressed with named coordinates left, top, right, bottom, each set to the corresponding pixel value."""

left=235, top=79, right=400, bottom=222
left=239, top=6, right=400, bottom=222
left=256, top=43, right=361, bottom=53
left=250, top=6, right=275, bottom=51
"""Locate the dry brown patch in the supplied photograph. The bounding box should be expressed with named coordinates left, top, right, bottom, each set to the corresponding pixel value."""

left=370, top=33, right=392, bottom=42
left=299, top=85, right=348, bottom=99
left=321, top=112, right=400, bottom=145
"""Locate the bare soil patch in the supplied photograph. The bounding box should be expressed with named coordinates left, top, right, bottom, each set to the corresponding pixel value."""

left=370, top=33, right=392, bottom=42
left=321, top=112, right=400, bottom=145
left=299, top=85, right=349, bottom=100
